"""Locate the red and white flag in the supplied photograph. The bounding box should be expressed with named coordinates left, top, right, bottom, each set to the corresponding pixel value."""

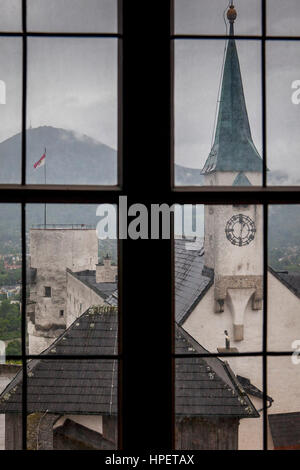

left=33, top=149, right=46, bottom=169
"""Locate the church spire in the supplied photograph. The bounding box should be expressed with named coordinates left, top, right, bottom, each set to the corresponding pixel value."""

left=227, top=2, right=237, bottom=36
left=201, top=3, right=262, bottom=175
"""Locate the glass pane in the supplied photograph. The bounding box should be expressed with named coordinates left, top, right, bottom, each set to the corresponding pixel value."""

left=27, top=38, right=118, bottom=185
left=268, top=356, right=300, bottom=450
left=26, top=204, right=118, bottom=356
left=0, top=0, right=21, bottom=32
left=0, top=38, right=22, bottom=184
left=26, top=359, right=118, bottom=450
left=174, top=0, right=261, bottom=35
left=267, top=0, right=300, bottom=36
left=174, top=39, right=262, bottom=186
left=267, top=42, right=300, bottom=185
left=0, top=361, right=23, bottom=450
left=268, top=205, right=300, bottom=350
left=175, top=352, right=263, bottom=450
left=0, top=204, right=22, bottom=359
left=27, top=0, right=117, bottom=33
left=0, top=204, right=22, bottom=450
left=174, top=203, right=263, bottom=350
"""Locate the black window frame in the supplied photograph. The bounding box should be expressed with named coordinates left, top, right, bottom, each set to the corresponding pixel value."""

left=0, top=0, right=299, bottom=453
left=171, top=0, right=300, bottom=451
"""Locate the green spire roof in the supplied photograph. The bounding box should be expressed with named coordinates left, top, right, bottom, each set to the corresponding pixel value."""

left=232, top=172, right=252, bottom=186
left=201, top=10, right=262, bottom=175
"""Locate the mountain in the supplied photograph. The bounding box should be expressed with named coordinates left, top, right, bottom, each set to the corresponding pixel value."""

left=0, top=125, right=201, bottom=186
left=175, top=164, right=204, bottom=186
left=0, top=126, right=117, bottom=185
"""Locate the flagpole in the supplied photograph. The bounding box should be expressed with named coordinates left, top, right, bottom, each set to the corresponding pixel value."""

left=44, top=147, right=46, bottom=228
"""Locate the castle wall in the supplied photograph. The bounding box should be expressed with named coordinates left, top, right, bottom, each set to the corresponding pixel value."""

left=66, top=271, right=105, bottom=328
left=28, top=229, right=98, bottom=354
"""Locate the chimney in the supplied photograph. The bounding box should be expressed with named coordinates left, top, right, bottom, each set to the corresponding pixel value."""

left=96, top=254, right=117, bottom=283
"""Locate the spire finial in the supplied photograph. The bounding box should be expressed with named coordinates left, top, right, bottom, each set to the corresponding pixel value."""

left=227, top=2, right=237, bottom=35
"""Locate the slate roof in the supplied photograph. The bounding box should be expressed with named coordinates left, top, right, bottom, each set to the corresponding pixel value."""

left=269, top=267, right=300, bottom=300
left=175, top=238, right=213, bottom=324
left=269, top=413, right=300, bottom=449
left=0, top=309, right=118, bottom=415
left=237, top=375, right=273, bottom=404
left=68, top=269, right=117, bottom=300
left=232, top=172, right=252, bottom=186
left=175, top=325, right=259, bottom=418
left=201, top=27, right=263, bottom=174
left=0, top=307, right=258, bottom=419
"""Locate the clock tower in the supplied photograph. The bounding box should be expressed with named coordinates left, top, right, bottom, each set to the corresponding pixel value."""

left=201, top=4, right=263, bottom=341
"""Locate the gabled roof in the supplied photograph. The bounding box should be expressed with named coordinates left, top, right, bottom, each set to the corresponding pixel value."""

left=232, top=172, right=252, bottom=186
left=67, top=269, right=117, bottom=300
left=175, top=325, right=259, bottom=418
left=0, top=306, right=258, bottom=419
left=175, top=238, right=213, bottom=325
left=0, top=309, right=118, bottom=415
left=201, top=28, right=263, bottom=175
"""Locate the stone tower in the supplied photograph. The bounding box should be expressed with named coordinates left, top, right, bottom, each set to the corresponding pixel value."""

left=201, top=4, right=263, bottom=341
left=27, top=226, right=98, bottom=354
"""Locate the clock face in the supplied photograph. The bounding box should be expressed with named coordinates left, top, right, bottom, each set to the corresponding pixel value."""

left=225, top=214, right=256, bottom=246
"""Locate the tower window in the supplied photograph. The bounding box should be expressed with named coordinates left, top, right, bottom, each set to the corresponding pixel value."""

left=44, top=286, right=51, bottom=297
left=59, top=310, right=64, bottom=317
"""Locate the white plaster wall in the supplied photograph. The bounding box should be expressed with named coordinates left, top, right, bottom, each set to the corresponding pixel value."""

left=66, top=271, right=105, bottom=328
left=0, top=376, right=11, bottom=450
left=268, top=273, right=300, bottom=351
left=182, top=271, right=300, bottom=449
left=214, top=204, right=263, bottom=278
left=204, top=171, right=262, bottom=187
left=183, top=284, right=263, bottom=354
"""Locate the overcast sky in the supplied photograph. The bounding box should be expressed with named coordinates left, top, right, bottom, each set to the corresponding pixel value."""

left=0, top=0, right=117, bottom=149
left=175, top=0, right=300, bottom=185
left=1, top=1, right=300, bottom=185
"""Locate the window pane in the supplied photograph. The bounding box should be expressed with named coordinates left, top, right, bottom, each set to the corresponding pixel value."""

left=174, top=0, right=261, bottom=35
left=267, top=0, right=300, bottom=36
left=175, top=204, right=263, bottom=352
left=268, top=205, right=300, bottom=351
left=267, top=41, right=300, bottom=185
left=0, top=361, right=23, bottom=450
left=0, top=204, right=22, bottom=358
left=0, top=38, right=22, bottom=184
left=0, top=190, right=22, bottom=452
left=26, top=204, right=118, bottom=355
left=174, top=40, right=262, bottom=186
left=27, top=38, right=118, bottom=185
left=27, top=0, right=118, bottom=33
left=0, top=0, right=21, bottom=32
left=175, top=353, right=263, bottom=450
left=26, top=360, right=118, bottom=450
left=268, top=356, right=300, bottom=450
